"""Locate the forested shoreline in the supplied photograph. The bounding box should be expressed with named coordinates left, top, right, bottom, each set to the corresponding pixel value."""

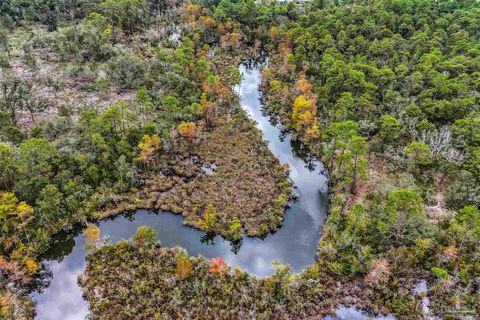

left=1, top=0, right=479, bottom=319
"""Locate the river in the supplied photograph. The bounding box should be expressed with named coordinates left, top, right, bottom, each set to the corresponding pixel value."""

left=31, top=61, right=384, bottom=320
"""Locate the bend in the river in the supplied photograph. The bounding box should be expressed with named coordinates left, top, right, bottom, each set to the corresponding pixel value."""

left=32, top=61, right=329, bottom=320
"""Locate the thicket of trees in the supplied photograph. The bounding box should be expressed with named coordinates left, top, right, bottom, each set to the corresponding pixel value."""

left=259, top=0, right=480, bottom=204
left=0, top=1, right=218, bottom=317
left=212, top=0, right=480, bottom=317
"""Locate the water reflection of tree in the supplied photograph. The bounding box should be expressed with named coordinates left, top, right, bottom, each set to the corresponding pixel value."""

left=200, top=233, right=243, bottom=254
left=290, top=138, right=319, bottom=171
left=27, top=265, right=53, bottom=294
left=40, top=228, right=82, bottom=262
left=200, top=232, right=215, bottom=245
left=230, top=239, right=242, bottom=254
left=258, top=89, right=321, bottom=172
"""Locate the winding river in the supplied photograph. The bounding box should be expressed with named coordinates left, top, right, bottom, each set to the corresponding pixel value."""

left=31, top=62, right=384, bottom=320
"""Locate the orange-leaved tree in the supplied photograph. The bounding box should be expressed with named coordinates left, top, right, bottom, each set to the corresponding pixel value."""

left=178, top=122, right=197, bottom=141
left=209, top=257, right=229, bottom=277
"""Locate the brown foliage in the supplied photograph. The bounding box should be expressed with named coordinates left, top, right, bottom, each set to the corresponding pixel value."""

left=176, top=256, right=193, bottom=280
left=364, top=258, right=391, bottom=288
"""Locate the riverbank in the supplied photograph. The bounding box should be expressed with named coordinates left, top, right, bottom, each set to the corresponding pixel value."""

left=1, top=12, right=294, bottom=320
left=80, top=242, right=342, bottom=320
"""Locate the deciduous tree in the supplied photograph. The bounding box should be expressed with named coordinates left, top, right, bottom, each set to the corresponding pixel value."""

left=178, top=121, right=197, bottom=141
left=138, top=134, right=161, bottom=167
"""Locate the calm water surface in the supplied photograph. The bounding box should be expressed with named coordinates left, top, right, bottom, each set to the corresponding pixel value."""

left=32, top=62, right=350, bottom=319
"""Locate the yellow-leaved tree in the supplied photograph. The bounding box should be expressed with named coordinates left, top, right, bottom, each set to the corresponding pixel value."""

left=137, top=134, right=161, bottom=168
left=292, top=73, right=319, bottom=141
left=176, top=255, right=193, bottom=280
left=84, top=223, right=101, bottom=251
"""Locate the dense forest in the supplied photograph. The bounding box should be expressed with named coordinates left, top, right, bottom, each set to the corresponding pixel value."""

left=0, top=0, right=479, bottom=319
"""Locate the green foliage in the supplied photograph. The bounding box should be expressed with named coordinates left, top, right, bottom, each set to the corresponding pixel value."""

left=465, top=147, right=480, bottom=178
left=445, top=170, right=480, bottom=208
left=200, top=203, right=217, bottom=231
left=448, top=205, right=480, bottom=247
left=35, top=184, right=64, bottom=227
left=382, top=189, right=433, bottom=247
left=431, top=267, right=449, bottom=280
left=451, top=117, right=480, bottom=150
left=322, top=120, right=368, bottom=193
left=228, top=217, right=242, bottom=240
left=56, top=13, right=114, bottom=62
left=405, top=141, right=432, bottom=167
left=99, top=0, right=148, bottom=34
left=2, top=0, right=480, bottom=318
left=14, top=138, right=57, bottom=203
left=0, top=143, right=15, bottom=189
left=134, top=225, right=157, bottom=245
left=0, top=76, right=34, bottom=124
left=106, top=53, right=146, bottom=89
left=380, top=115, right=402, bottom=144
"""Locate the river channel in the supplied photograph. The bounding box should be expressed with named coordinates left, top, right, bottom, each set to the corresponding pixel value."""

left=32, top=61, right=337, bottom=319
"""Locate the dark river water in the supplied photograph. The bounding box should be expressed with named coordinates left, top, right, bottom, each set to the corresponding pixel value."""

left=31, top=62, right=388, bottom=320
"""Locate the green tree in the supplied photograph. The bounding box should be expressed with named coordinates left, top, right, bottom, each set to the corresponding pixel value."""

left=135, top=225, right=157, bottom=245
left=349, top=136, right=368, bottom=194
left=0, top=27, right=10, bottom=58
left=465, top=147, right=480, bottom=179
left=134, top=86, right=154, bottom=126
left=14, top=138, right=57, bottom=203
left=0, top=77, right=32, bottom=124
left=323, top=121, right=367, bottom=193
left=333, top=92, right=354, bottom=121
left=114, top=155, right=135, bottom=192
left=228, top=217, right=242, bottom=240
left=379, top=115, right=402, bottom=145
left=452, top=118, right=480, bottom=150
left=0, top=143, right=15, bottom=190
left=100, top=0, right=148, bottom=34
left=405, top=141, right=432, bottom=169
left=448, top=205, right=480, bottom=250
left=200, top=203, right=217, bottom=231
left=380, top=189, right=433, bottom=247
left=322, top=120, right=358, bottom=173
left=107, top=53, right=146, bottom=89
left=35, top=184, right=64, bottom=227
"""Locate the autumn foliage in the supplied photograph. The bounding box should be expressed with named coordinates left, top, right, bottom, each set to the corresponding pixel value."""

left=84, top=223, right=101, bottom=250
left=178, top=121, right=197, bottom=141
left=176, top=256, right=193, bottom=280
left=209, top=257, right=229, bottom=277
left=137, top=134, right=161, bottom=163
left=292, top=74, right=319, bottom=141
